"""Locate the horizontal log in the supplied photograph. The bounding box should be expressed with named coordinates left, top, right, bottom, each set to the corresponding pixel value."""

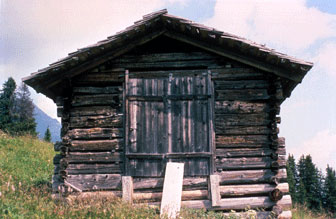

left=218, top=168, right=287, bottom=185
left=61, top=152, right=122, bottom=164
left=128, top=69, right=208, bottom=78
left=113, top=52, right=217, bottom=63
left=65, top=174, right=122, bottom=191
left=61, top=163, right=122, bottom=175
left=147, top=195, right=291, bottom=210
left=67, top=128, right=123, bottom=140
left=216, top=148, right=286, bottom=158
left=133, top=189, right=208, bottom=202
left=73, top=86, right=122, bottom=94
left=215, top=126, right=270, bottom=135
left=126, top=152, right=211, bottom=159
left=133, top=183, right=289, bottom=202
left=111, top=59, right=222, bottom=69
left=216, top=157, right=272, bottom=170
left=214, top=80, right=269, bottom=90
left=216, top=156, right=286, bottom=170
left=211, top=69, right=265, bottom=80
left=73, top=72, right=122, bottom=85
left=52, top=191, right=122, bottom=202
left=70, top=106, right=118, bottom=117
left=216, top=89, right=270, bottom=101
left=70, top=115, right=123, bottom=128
left=69, top=139, right=123, bottom=151
left=71, top=94, right=120, bottom=107
left=215, top=101, right=269, bottom=114
left=190, top=195, right=291, bottom=210
left=215, top=113, right=270, bottom=127
left=220, top=183, right=289, bottom=197
left=215, top=135, right=270, bottom=148
left=133, top=177, right=207, bottom=191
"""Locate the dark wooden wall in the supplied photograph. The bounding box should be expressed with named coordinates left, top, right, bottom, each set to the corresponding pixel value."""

left=52, top=38, right=290, bottom=214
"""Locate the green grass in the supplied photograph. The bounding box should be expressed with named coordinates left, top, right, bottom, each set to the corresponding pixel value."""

left=0, top=132, right=331, bottom=218
left=292, top=204, right=331, bottom=219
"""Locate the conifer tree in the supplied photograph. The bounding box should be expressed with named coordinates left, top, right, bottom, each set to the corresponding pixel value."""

left=0, top=77, right=16, bottom=132
left=305, top=155, right=323, bottom=210
left=324, top=165, right=336, bottom=214
left=287, top=154, right=299, bottom=204
left=297, top=155, right=323, bottom=210
left=44, top=127, right=51, bottom=142
left=297, top=155, right=307, bottom=204
left=11, top=83, right=36, bottom=136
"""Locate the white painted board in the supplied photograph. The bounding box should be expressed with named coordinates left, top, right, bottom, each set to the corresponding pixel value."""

left=160, top=162, right=184, bottom=219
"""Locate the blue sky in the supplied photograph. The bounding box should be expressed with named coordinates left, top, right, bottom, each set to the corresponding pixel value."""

left=1, top=0, right=335, bottom=170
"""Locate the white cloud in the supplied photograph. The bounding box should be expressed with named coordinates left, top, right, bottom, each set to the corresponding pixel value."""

left=35, top=94, right=59, bottom=122
left=205, top=0, right=336, bottom=53
left=167, top=0, right=190, bottom=6
left=1, top=0, right=164, bottom=119
left=289, top=129, right=336, bottom=171
left=313, top=42, right=336, bottom=77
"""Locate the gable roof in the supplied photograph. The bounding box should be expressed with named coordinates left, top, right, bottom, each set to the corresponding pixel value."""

left=23, top=9, right=313, bottom=100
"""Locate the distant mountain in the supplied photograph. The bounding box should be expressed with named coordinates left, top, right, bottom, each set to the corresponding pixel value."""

left=34, top=105, right=61, bottom=142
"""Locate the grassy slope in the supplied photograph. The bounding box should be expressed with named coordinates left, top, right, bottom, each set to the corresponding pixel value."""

left=0, top=133, right=163, bottom=218
left=0, top=133, right=329, bottom=218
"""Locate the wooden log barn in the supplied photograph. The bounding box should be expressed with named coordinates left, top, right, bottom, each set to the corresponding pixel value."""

left=23, top=10, right=313, bottom=218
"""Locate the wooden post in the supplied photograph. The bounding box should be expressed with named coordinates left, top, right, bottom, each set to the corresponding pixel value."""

left=122, top=176, right=133, bottom=203
left=167, top=73, right=173, bottom=162
left=209, top=174, right=221, bottom=207
left=124, top=70, right=129, bottom=175
left=160, top=162, right=184, bottom=219
left=207, top=70, right=215, bottom=174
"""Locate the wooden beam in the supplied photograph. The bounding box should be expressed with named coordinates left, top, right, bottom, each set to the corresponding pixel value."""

left=44, top=29, right=166, bottom=90
left=163, top=32, right=302, bottom=82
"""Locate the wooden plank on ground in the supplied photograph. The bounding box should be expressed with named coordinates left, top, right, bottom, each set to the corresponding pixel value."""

left=160, top=162, right=184, bottom=219
left=209, top=175, right=220, bottom=207
left=122, top=176, right=133, bottom=203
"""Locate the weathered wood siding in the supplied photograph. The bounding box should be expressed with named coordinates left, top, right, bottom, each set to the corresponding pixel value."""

left=52, top=47, right=288, bottom=213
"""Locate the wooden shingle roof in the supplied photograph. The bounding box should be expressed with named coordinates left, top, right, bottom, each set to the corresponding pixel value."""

left=23, top=9, right=313, bottom=100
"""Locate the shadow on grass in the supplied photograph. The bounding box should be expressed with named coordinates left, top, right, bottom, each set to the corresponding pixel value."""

left=33, top=179, right=52, bottom=191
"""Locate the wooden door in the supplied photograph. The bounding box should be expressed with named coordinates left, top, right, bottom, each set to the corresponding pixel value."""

left=124, top=71, right=214, bottom=176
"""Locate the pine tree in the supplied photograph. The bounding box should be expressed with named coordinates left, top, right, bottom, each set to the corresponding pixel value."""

left=297, top=155, right=323, bottom=210
left=305, top=155, right=323, bottom=210
left=0, top=77, right=17, bottom=133
left=297, top=155, right=307, bottom=205
left=287, top=154, right=299, bottom=204
left=11, top=83, right=36, bottom=136
left=324, top=165, right=336, bottom=214
left=44, top=127, right=51, bottom=142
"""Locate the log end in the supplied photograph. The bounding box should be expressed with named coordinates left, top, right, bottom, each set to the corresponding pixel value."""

left=269, top=188, right=283, bottom=202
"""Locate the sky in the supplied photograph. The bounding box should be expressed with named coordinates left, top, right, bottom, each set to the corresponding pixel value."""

left=1, top=0, right=335, bottom=171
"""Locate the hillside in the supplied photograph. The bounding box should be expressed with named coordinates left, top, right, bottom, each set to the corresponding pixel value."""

left=0, top=133, right=159, bottom=218
left=0, top=133, right=329, bottom=218
left=34, top=105, right=61, bottom=142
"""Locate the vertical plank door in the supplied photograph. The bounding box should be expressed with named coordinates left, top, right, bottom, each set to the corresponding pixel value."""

left=125, top=71, right=214, bottom=177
